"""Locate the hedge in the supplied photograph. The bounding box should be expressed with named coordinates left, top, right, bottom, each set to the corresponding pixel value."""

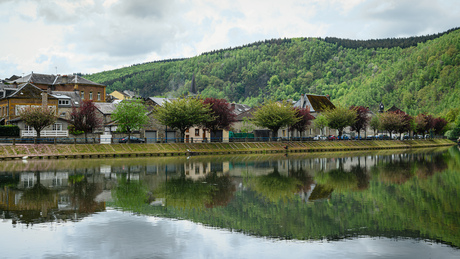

left=0, top=125, right=20, bottom=137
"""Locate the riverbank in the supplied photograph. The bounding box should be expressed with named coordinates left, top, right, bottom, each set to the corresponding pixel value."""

left=0, top=139, right=455, bottom=160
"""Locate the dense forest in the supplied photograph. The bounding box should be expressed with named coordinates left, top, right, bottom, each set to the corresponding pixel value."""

left=86, top=27, right=460, bottom=116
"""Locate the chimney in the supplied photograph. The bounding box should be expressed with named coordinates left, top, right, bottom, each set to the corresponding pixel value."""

left=41, top=92, right=48, bottom=108
left=300, top=94, right=305, bottom=108
left=326, top=94, right=330, bottom=100
left=231, top=103, right=236, bottom=111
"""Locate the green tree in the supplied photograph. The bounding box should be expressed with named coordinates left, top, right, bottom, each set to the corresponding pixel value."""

left=112, top=99, right=149, bottom=143
left=323, top=106, right=357, bottom=137
left=18, top=106, right=57, bottom=141
left=153, top=97, right=213, bottom=142
left=369, top=115, right=380, bottom=135
left=252, top=100, right=299, bottom=139
left=313, top=115, right=328, bottom=136
left=379, top=112, right=402, bottom=138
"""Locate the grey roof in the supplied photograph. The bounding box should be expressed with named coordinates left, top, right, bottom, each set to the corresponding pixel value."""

left=6, top=73, right=104, bottom=86
left=229, top=103, right=251, bottom=116
left=51, top=91, right=81, bottom=106
left=147, top=97, right=176, bottom=106
left=95, top=102, right=118, bottom=115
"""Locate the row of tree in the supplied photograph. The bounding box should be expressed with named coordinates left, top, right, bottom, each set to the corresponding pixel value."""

left=16, top=96, right=455, bottom=144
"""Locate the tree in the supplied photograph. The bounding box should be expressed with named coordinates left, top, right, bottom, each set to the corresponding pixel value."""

left=290, top=107, right=314, bottom=139
left=323, top=106, right=357, bottom=137
left=112, top=99, right=149, bottom=143
left=369, top=115, right=380, bottom=135
left=154, top=97, right=213, bottom=142
left=414, top=114, right=428, bottom=135
left=202, top=98, right=237, bottom=131
left=70, top=100, right=102, bottom=142
left=433, top=117, right=448, bottom=136
left=350, top=106, right=370, bottom=139
left=18, top=106, right=56, bottom=141
left=379, top=112, right=402, bottom=138
left=252, top=100, right=299, bottom=140
left=313, top=115, right=328, bottom=136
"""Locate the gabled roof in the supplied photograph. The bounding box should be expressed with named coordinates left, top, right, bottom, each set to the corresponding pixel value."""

left=387, top=105, right=405, bottom=114
left=293, top=94, right=335, bottom=112
left=6, top=73, right=104, bottom=86
left=6, top=83, right=57, bottom=100
left=94, top=102, right=117, bottom=115
left=147, top=97, right=176, bottom=106
left=229, top=103, right=251, bottom=116
left=235, top=107, right=259, bottom=121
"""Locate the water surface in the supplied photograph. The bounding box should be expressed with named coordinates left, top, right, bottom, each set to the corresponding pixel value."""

left=1, top=147, right=459, bottom=258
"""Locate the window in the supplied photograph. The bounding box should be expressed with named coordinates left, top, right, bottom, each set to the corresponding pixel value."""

left=97, top=92, right=101, bottom=101
left=59, top=100, right=70, bottom=105
left=89, top=91, right=93, bottom=100
left=81, top=91, right=84, bottom=99
left=52, top=123, right=62, bottom=131
left=195, top=129, right=200, bottom=136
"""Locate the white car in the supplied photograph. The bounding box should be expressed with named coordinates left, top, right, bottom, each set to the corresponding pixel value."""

left=313, top=135, right=326, bottom=140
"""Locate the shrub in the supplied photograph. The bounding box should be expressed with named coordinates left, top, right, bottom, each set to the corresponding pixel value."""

left=0, top=125, right=20, bottom=137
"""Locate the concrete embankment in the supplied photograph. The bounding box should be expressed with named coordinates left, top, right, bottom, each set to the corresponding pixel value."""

left=0, top=139, right=455, bottom=160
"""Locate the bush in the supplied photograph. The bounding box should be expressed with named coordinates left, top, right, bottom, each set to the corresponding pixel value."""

left=0, top=125, right=20, bottom=137
left=68, top=125, right=84, bottom=135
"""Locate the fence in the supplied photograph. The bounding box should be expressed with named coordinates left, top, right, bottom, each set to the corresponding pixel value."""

left=21, top=130, right=69, bottom=137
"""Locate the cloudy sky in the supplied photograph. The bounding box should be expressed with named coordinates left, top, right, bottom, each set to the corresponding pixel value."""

left=0, top=0, right=458, bottom=78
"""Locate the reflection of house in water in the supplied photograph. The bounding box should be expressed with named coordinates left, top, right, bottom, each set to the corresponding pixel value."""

left=185, top=161, right=230, bottom=180
left=18, top=172, right=69, bottom=189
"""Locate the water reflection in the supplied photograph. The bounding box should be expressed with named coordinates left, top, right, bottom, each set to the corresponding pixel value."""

left=1, top=147, right=459, bottom=251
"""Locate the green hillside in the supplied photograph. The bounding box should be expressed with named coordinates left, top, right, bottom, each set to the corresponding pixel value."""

left=86, top=28, right=460, bottom=115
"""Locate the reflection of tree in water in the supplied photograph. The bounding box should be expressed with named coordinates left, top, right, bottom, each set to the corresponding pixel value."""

left=69, top=174, right=104, bottom=214
left=153, top=173, right=235, bottom=210
left=247, top=165, right=309, bottom=203
left=21, top=172, right=56, bottom=211
left=113, top=173, right=148, bottom=211
left=316, top=159, right=370, bottom=193
left=376, top=153, right=448, bottom=184
left=204, top=173, right=236, bottom=208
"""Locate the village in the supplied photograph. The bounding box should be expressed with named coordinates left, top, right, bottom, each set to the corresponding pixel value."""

left=0, top=72, right=447, bottom=144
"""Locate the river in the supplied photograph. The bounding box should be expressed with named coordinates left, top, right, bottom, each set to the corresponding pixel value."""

left=1, top=147, right=459, bottom=258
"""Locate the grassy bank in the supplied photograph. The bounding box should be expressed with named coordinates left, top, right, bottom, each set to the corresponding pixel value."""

left=0, top=139, right=455, bottom=160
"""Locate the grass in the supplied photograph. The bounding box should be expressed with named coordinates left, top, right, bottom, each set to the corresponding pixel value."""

left=0, top=139, right=454, bottom=160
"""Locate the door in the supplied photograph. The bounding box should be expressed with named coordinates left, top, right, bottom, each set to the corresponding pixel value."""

left=145, top=131, right=157, bottom=143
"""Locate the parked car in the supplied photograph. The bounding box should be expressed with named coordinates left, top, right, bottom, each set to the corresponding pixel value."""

left=119, top=136, right=145, bottom=143
left=313, top=135, right=326, bottom=140
left=327, top=135, right=336, bottom=140
left=354, top=135, right=364, bottom=140
left=338, top=134, right=350, bottom=140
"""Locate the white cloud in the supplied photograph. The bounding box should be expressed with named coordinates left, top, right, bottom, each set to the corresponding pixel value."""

left=0, top=0, right=459, bottom=78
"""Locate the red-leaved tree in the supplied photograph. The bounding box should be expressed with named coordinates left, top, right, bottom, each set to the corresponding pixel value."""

left=290, top=107, right=314, bottom=139
left=202, top=98, right=237, bottom=133
left=70, top=100, right=102, bottom=142
left=350, top=106, right=370, bottom=139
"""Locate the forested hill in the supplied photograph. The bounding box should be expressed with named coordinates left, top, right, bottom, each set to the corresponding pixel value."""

left=85, top=27, right=460, bottom=116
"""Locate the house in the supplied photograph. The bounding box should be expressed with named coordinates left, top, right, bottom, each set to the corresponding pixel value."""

left=109, top=90, right=138, bottom=101
left=0, top=83, right=70, bottom=137
left=0, top=83, right=58, bottom=123
left=5, top=72, right=106, bottom=103
left=184, top=102, right=250, bottom=143
left=94, top=102, right=119, bottom=133
left=143, top=97, right=179, bottom=143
